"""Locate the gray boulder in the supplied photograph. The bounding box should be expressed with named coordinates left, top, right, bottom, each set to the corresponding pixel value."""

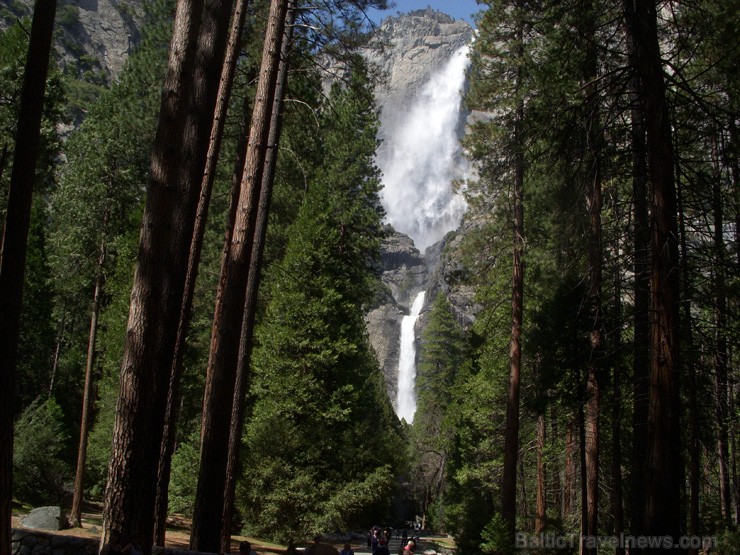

left=21, top=506, right=66, bottom=531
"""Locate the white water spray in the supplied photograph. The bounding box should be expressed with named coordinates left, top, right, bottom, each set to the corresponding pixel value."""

left=396, top=291, right=426, bottom=423
left=378, top=45, right=471, bottom=252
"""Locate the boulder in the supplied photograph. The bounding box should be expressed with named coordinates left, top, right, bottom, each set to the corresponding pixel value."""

left=21, top=507, right=65, bottom=531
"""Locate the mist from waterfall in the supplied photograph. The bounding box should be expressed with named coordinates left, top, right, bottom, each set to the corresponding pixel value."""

left=396, top=291, right=426, bottom=423
left=378, top=45, right=471, bottom=252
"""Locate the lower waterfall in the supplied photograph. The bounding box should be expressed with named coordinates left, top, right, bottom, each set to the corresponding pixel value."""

left=396, top=291, right=426, bottom=423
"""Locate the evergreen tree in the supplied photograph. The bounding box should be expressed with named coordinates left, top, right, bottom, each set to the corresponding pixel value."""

left=411, top=293, right=466, bottom=528
left=238, top=60, right=403, bottom=542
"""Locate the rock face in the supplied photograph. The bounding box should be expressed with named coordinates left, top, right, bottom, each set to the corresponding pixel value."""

left=362, top=11, right=479, bottom=408
left=1, top=0, right=144, bottom=82
left=363, top=9, right=474, bottom=134
left=366, top=229, right=430, bottom=403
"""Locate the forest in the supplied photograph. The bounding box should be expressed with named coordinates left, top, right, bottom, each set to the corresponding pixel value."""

left=0, top=1, right=738, bottom=555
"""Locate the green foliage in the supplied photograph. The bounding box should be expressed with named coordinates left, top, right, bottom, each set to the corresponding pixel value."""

left=13, top=397, right=70, bottom=504
left=479, top=514, right=510, bottom=554
left=239, top=60, right=402, bottom=542
left=408, top=293, right=467, bottom=530
left=167, top=428, right=202, bottom=515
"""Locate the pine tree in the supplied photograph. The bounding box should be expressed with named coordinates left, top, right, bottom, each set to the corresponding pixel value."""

left=412, top=293, right=466, bottom=527
left=238, top=60, right=403, bottom=542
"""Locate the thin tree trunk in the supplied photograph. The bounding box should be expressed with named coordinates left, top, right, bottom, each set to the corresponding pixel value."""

left=712, top=134, right=731, bottom=524
left=220, top=4, right=295, bottom=551
left=611, top=225, right=625, bottom=555
left=582, top=4, right=602, bottom=550
left=100, top=0, right=238, bottom=548
left=48, top=307, right=67, bottom=397
left=190, top=1, right=290, bottom=551
left=153, top=1, right=249, bottom=544
left=564, top=417, right=577, bottom=518
left=633, top=0, right=682, bottom=548
left=535, top=414, right=546, bottom=534
left=731, top=382, right=740, bottom=525
left=676, top=148, right=699, bottom=555
left=551, top=406, right=562, bottom=522
left=579, top=403, right=588, bottom=555
left=71, top=228, right=108, bottom=527
left=0, top=3, right=57, bottom=554
left=501, top=5, right=525, bottom=544
left=623, top=0, right=650, bottom=537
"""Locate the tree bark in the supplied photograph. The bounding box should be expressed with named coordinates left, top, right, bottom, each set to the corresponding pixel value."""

left=535, top=415, right=546, bottom=534
left=71, top=226, right=108, bottom=527
left=676, top=147, right=699, bottom=555
left=711, top=134, right=731, bottom=524
left=633, top=0, right=682, bottom=548
left=500, top=4, right=525, bottom=545
left=190, top=1, right=290, bottom=551
left=623, top=0, right=650, bottom=537
left=219, top=3, right=295, bottom=551
left=611, top=229, right=625, bottom=555
left=564, top=418, right=577, bottom=518
left=581, top=4, right=602, bottom=550
left=101, top=0, right=236, bottom=548
left=153, top=1, right=249, bottom=544
left=0, top=3, right=57, bottom=554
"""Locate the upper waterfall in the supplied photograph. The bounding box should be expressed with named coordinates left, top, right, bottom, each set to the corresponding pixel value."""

left=377, top=44, right=471, bottom=252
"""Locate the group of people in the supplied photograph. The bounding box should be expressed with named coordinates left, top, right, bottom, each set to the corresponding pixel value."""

left=366, top=526, right=419, bottom=555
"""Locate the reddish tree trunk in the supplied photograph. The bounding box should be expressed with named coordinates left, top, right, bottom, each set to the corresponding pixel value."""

left=623, top=0, right=650, bottom=537
left=712, top=135, right=731, bottom=523
left=633, top=1, right=682, bottom=548
left=71, top=228, right=108, bottom=527
left=0, top=3, right=57, bottom=554
left=220, top=3, right=296, bottom=551
left=190, top=1, right=290, bottom=551
left=102, top=0, right=238, bottom=548
left=535, top=415, right=546, bottom=534
left=153, top=1, right=249, bottom=544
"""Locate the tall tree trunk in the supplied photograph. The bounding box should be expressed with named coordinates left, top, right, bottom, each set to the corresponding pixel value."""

left=582, top=4, right=603, bottom=550
left=611, top=236, right=625, bottom=555
left=501, top=94, right=524, bottom=552
left=0, top=3, right=57, bottom=554
left=190, top=1, right=290, bottom=551
left=535, top=414, right=546, bottom=534
left=500, top=4, right=525, bottom=544
left=579, top=403, right=588, bottom=555
left=102, top=0, right=238, bottom=548
left=48, top=307, right=67, bottom=397
left=220, top=4, right=295, bottom=551
left=564, top=418, right=577, bottom=518
left=676, top=149, right=699, bottom=555
left=623, top=0, right=650, bottom=537
left=731, top=383, right=740, bottom=525
left=551, top=406, right=563, bottom=522
left=712, top=134, right=731, bottom=524
left=633, top=0, right=682, bottom=548
left=71, top=228, right=108, bottom=527
left=153, top=1, right=249, bottom=544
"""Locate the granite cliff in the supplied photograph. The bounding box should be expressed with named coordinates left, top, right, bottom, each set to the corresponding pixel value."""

left=362, top=10, right=480, bottom=406
left=1, top=0, right=144, bottom=82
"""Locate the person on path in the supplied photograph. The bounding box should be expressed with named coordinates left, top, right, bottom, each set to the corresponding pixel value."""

left=375, top=539, right=390, bottom=555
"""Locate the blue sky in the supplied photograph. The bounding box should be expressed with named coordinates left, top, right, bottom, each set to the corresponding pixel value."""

left=366, top=1, right=483, bottom=27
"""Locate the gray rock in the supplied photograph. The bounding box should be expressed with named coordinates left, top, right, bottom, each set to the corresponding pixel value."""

left=21, top=507, right=64, bottom=531
left=363, top=9, right=474, bottom=134
left=1, top=0, right=144, bottom=83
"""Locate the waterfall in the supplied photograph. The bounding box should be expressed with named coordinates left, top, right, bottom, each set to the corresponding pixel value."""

left=396, top=291, right=426, bottom=423
left=378, top=45, right=471, bottom=252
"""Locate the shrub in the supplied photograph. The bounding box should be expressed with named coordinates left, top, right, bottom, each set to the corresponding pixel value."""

left=13, top=397, right=71, bottom=504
